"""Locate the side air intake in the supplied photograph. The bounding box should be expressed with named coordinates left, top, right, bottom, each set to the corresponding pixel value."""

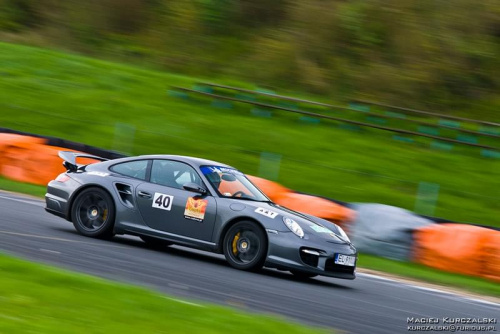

left=115, top=183, right=134, bottom=208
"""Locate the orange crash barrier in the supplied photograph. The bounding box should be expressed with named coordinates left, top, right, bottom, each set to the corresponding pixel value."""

left=274, top=192, right=354, bottom=225
left=246, top=175, right=291, bottom=201
left=0, top=134, right=98, bottom=186
left=413, top=224, right=500, bottom=282
left=0, top=134, right=48, bottom=184
left=2, top=143, right=70, bottom=185
left=0, top=134, right=46, bottom=171
left=482, top=231, right=500, bottom=283
left=0, top=133, right=46, bottom=150
left=246, top=175, right=353, bottom=225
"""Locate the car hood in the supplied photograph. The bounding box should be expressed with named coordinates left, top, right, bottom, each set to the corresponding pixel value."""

left=236, top=200, right=351, bottom=245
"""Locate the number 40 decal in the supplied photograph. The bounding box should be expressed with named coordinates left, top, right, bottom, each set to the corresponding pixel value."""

left=152, top=192, right=174, bottom=211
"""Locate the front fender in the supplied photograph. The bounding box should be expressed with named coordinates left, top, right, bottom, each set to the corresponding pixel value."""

left=211, top=201, right=289, bottom=251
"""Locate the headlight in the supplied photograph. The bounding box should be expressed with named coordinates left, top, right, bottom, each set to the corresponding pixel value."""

left=283, top=217, right=304, bottom=238
left=336, top=225, right=350, bottom=242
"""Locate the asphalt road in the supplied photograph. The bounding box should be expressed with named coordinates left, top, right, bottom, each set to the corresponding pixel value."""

left=1, top=191, right=498, bottom=334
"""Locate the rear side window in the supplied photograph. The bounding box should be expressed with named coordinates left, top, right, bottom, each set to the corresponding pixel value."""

left=110, top=160, right=149, bottom=180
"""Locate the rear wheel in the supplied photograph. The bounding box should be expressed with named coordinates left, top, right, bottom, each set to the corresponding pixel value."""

left=223, top=221, right=267, bottom=271
left=290, top=270, right=318, bottom=279
left=71, top=187, right=115, bottom=239
left=140, top=236, right=172, bottom=249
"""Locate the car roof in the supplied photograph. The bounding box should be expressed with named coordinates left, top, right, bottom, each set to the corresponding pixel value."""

left=134, top=155, right=234, bottom=169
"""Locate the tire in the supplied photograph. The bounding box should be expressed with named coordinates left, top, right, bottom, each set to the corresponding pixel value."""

left=71, top=187, right=115, bottom=239
left=223, top=221, right=267, bottom=271
left=140, top=236, right=172, bottom=249
left=290, top=270, right=318, bottom=279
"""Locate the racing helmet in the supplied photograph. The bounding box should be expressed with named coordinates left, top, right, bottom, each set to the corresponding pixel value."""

left=206, top=171, right=222, bottom=190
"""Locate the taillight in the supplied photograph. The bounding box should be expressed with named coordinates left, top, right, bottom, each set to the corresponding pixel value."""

left=55, top=173, right=70, bottom=183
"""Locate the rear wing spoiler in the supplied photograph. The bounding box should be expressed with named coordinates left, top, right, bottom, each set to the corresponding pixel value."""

left=59, top=151, right=108, bottom=172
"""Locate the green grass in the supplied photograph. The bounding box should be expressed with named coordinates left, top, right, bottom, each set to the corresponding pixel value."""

left=358, top=253, right=500, bottom=297
left=0, top=42, right=499, bottom=228
left=0, top=253, right=326, bottom=334
left=0, top=176, right=46, bottom=197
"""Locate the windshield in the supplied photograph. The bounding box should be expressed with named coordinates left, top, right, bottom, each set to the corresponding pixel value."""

left=200, top=166, right=269, bottom=202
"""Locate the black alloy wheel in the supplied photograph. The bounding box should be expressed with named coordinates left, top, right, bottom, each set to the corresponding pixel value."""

left=71, top=187, right=115, bottom=238
left=223, top=221, right=267, bottom=271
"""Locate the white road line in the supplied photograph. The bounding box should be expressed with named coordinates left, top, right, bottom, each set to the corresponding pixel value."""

left=467, top=298, right=500, bottom=307
left=163, top=297, right=204, bottom=307
left=0, top=190, right=44, bottom=201
left=412, top=286, right=454, bottom=295
left=0, top=195, right=44, bottom=207
left=0, top=230, right=127, bottom=249
left=39, top=248, right=61, bottom=254
left=358, top=273, right=397, bottom=283
left=358, top=272, right=499, bottom=307
left=168, top=283, right=190, bottom=290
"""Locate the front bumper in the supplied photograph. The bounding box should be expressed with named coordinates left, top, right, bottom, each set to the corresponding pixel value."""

left=264, top=230, right=357, bottom=279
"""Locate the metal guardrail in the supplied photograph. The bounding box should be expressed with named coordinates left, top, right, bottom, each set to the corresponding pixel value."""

left=171, top=86, right=499, bottom=150
left=351, top=99, right=500, bottom=127
left=197, top=82, right=336, bottom=107
left=196, top=83, right=499, bottom=141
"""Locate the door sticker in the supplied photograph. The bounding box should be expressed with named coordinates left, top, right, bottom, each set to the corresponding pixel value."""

left=255, top=207, right=278, bottom=219
left=152, top=192, right=174, bottom=211
left=184, top=197, right=208, bottom=222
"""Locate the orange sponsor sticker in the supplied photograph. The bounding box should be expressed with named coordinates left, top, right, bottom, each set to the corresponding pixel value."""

left=184, top=197, right=208, bottom=222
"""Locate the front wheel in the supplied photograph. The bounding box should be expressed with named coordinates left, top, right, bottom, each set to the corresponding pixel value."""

left=223, top=221, right=267, bottom=271
left=71, top=187, right=115, bottom=239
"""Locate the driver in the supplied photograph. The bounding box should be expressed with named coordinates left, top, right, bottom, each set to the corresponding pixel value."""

left=205, top=171, right=222, bottom=191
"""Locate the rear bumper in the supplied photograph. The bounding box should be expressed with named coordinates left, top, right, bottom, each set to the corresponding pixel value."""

left=44, top=206, right=67, bottom=219
left=45, top=192, right=70, bottom=220
left=45, top=178, right=80, bottom=221
left=265, top=231, right=357, bottom=279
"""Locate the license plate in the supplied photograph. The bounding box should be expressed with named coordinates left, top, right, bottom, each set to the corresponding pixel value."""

left=334, top=254, right=356, bottom=266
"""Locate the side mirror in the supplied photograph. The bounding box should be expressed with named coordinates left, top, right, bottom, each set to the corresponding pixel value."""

left=183, top=182, right=207, bottom=194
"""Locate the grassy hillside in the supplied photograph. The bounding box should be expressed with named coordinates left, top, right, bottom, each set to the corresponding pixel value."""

left=0, top=0, right=499, bottom=119
left=0, top=42, right=499, bottom=227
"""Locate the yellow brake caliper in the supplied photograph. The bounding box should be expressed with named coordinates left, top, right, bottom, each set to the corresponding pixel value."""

left=232, top=232, right=241, bottom=255
left=103, top=209, right=108, bottom=221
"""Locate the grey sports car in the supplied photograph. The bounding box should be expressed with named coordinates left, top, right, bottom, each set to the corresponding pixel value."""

left=45, top=152, right=357, bottom=279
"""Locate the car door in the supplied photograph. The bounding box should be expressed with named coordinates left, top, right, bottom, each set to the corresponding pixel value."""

left=135, top=159, right=217, bottom=242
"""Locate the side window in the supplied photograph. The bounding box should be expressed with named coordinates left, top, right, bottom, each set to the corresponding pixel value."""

left=110, top=160, right=149, bottom=180
left=151, top=160, right=203, bottom=190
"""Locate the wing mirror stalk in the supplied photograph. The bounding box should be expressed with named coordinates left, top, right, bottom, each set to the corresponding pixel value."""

left=183, top=182, right=207, bottom=195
